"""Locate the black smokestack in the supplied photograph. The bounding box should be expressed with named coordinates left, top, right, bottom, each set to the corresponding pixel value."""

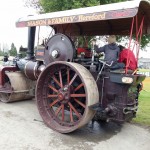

left=26, top=27, right=36, bottom=59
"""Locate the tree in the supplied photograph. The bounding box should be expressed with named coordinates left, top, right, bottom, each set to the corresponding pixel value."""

left=100, top=0, right=126, bottom=4
left=25, top=0, right=128, bottom=13
left=19, top=45, right=27, bottom=58
left=0, top=50, right=4, bottom=56
left=9, top=43, right=17, bottom=56
left=140, top=35, right=150, bottom=50
left=25, top=0, right=100, bottom=12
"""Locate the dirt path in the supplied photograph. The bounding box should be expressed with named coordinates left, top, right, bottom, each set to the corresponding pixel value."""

left=0, top=100, right=150, bottom=150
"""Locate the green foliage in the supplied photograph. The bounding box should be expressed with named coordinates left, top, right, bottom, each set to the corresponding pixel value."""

left=0, top=51, right=4, bottom=56
left=117, top=35, right=150, bottom=50
left=19, top=45, right=27, bottom=58
left=100, top=0, right=126, bottom=4
left=26, top=0, right=127, bottom=12
left=141, top=35, right=150, bottom=49
left=133, top=77, right=150, bottom=126
left=39, top=0, right=99, bottom=12
left=9, top=43, right=17, bottom=56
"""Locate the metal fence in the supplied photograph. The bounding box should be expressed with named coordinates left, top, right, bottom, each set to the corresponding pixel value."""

left=138, top=72, right=150, bottom=77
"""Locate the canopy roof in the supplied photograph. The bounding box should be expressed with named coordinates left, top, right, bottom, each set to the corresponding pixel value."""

left=16, top=0, right=150, bottom=36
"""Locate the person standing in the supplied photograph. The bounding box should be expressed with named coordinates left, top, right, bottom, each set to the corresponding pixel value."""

left=92, top=35, right=120, bottom=65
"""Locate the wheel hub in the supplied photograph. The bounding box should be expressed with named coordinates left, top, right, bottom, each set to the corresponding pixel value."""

left=58, top=85, right=71, bottom=103
left=58, top=93, right=64, bottom=101
left=51, top=50, right=59, bottom=58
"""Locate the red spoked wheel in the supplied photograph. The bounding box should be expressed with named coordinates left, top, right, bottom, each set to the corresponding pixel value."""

left=36, top=62, right=99, bottom=133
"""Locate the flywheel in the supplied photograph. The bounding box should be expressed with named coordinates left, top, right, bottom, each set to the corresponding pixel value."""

left=44, top=34, right=75, bottom=65
left=36, top=61, right=99, bottom=133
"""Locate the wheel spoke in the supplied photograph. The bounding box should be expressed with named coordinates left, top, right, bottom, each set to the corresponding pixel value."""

left=68, top=102, right=81, bottom=119
left=69, top=73, right=77, bottom=85
left=70, top=107, right=74, bottom=122
left=49, top=99, right=59, bottom=107
left=52, top=76, right=61, bottom=87
left=70, top=94, right=86, bottom=97
left=48, top=94, right=58, bottom=98
left=74, top=83, right=84, bottom=92
left=67, top=68, right=70, bottom=84
left=55, top=105, right=62, bottom=116
left=74, top=98, right=86, bottom=108
left=62, top=104, right=65, bottom=121
left=59, top=70, right=63, bottom=88
left=48, top=85, right=58, bottom=93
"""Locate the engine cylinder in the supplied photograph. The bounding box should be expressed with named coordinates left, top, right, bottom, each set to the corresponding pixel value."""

left=24, top=61, right=39, bottom=80
left=17, top=59, right=45, bottom=80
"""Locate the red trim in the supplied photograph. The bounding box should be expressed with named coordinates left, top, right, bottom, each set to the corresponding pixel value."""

left=126, top=17, right=135, bottom=74
left=137, top=17, right=144, bottom=65
left=126, top=15, right=144, bottom=74
left=0, top=66, right=18, bottom=87
left=128, top=17, right=135, bottom=50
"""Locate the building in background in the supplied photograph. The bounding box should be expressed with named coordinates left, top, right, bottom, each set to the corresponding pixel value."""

left=138, top=58, right=150, bottom=69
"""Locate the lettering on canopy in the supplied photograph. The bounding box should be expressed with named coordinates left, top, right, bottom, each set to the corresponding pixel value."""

left=27, top=12, right=106, bottom=27
left=27, top=20, right=47, bottom=26
left=16, top=8, right=137, bottom=27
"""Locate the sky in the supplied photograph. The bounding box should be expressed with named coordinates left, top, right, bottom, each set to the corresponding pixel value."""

left=0, top=0, right=149, bottom=58
left=0, top=0, right=36, bottom=50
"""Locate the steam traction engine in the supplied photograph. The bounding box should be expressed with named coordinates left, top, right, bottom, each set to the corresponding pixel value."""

left=0, top=0, right=149, bottom=133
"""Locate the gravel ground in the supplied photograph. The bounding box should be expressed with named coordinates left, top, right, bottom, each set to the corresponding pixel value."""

left=0, top=99, right=150, bottom=150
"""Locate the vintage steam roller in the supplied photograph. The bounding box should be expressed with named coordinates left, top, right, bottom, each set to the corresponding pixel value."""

left=0, top=0, right=150, bottom=133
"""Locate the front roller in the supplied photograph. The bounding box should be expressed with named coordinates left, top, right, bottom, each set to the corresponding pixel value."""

left=36, top=61, right=99, bottom=133
left=0, top=71, right=35, bottom=103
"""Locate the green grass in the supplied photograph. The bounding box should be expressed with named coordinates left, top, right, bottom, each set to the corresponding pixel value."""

left=138, top=69, right=150, bottom=72
left=133, top=77, right=150, bottom=126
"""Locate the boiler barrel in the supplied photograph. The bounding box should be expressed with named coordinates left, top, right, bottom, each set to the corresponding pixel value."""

left=17, top=59, right=45, bottom=80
